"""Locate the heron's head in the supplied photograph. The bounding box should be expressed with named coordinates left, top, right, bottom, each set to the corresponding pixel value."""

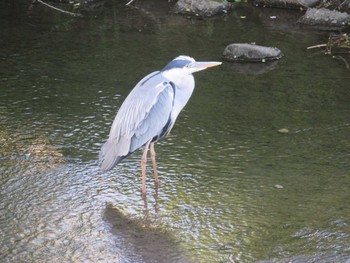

left=161, top=55, right=222, bottom=75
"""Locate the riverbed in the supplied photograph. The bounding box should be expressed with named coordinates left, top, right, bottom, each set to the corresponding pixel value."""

left=1, top=1, right=350, bottom=262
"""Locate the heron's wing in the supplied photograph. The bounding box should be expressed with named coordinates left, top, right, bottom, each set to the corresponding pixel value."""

left=99, top=72, right=175, bottom=171
left=129, top=82, right=175, bottom=152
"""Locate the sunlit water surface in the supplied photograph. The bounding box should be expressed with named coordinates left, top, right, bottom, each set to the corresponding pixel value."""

left=1, top=1, right=350, bottom=262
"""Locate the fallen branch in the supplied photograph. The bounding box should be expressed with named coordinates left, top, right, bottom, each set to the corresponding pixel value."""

left=126, top=0, right=135, bottom=6
left=335, top=55, right=350, bottom=69
left=125, top=0, right=139, bottom=10
left=307, top=44, right=327, bottom=49
left=307, top=33, right=349, bottom=70
left=36, top=0, right=82, bottom=17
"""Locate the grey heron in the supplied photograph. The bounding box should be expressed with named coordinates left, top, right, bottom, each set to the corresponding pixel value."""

left=99, top=55, right=221, bottom=194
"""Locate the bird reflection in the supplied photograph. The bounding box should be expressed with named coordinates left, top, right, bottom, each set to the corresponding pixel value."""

left=142, top=186, right=159, bottom=220
left=103, top=200, right=192, bottom=263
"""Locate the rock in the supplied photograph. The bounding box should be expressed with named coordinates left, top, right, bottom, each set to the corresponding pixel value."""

left=173, top=0, right=232, bottom=18
left=297, top=8, right=350, bottom=30
left=254, top=0, right=319, bottom=10
left=277, top=128, right=289, bottom=134
left=222, top=43, right=283, bottom=62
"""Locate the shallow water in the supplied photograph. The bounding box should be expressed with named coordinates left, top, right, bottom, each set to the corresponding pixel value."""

left=1, top=1, right=350, bottom=262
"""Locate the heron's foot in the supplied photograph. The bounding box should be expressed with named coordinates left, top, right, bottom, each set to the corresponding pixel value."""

left=154, top=177, right=159, bottom=185
left=153, top=184, right=159, bottom=201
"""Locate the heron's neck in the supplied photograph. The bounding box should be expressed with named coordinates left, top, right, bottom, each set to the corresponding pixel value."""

left=161, top=70, right=194, bottom=91
left=161, top=70, right=195, bottom=122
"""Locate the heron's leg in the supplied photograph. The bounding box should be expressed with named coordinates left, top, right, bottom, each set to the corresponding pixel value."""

left=150, top=142, right=159, bottom=185
left=141, top=140, right=151, bottom=195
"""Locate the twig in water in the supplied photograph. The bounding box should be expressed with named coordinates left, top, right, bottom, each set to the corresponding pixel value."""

left=306, top=44, right=327, bottom=50
left=125, top=0, right=139, bottom=10
left=335, top=55, right=350, bottom=69
left=36, top=0, right=82, bottom=17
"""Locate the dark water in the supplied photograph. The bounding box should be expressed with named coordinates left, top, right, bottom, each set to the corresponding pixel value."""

left=1, top=1, right=350, bottom=262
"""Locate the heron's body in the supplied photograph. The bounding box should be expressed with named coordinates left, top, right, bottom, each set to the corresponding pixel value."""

left=99, top=55, right=221, bottom=194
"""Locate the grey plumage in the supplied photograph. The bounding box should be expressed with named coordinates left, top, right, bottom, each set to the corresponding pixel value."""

left=99, top=72, right=178, bottom=171
left=99, top=55, right=221, bottom=175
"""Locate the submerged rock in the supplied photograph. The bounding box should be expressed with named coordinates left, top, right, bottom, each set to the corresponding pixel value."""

left=223, top=43, right=283, bottom=62
left=254, top=0, right=319, bottom=10
left=173, top=0, right=232, bottom=18
left=297, top=8, right=350, bottom=30
left=277, top=128, right=289, bottom=134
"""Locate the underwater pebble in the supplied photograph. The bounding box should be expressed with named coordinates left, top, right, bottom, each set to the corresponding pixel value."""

left=278, top=128, right=289, bottom=134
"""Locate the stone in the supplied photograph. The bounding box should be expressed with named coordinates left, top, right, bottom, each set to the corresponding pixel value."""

left=173, top=0, right=232, bottom=18
left=223, top=43, right=283, bottom=62
left=254, top=0, right=319, bottom=10
left=277, top=128, right=289, bottom=134
left=297, top=8, right=350, bottom=30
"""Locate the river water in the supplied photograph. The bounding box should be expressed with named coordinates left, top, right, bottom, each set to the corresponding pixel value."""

left=1, top=1, right=350, bottom=262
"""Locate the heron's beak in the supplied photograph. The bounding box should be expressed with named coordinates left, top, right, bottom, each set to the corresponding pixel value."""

left=189, top=61, right=222, bottom=73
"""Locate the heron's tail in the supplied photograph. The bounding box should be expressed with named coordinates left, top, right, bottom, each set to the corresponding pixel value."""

left=99, top=139, right=124, bottom=171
